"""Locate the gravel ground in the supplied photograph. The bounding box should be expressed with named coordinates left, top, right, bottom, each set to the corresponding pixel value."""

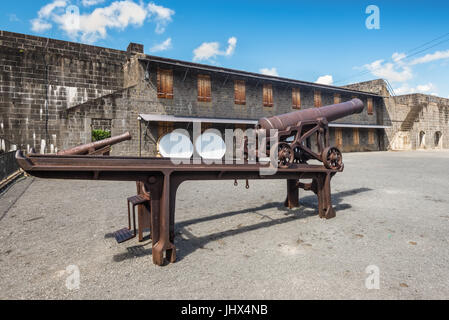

left=0, top=150, right=448, bottom=300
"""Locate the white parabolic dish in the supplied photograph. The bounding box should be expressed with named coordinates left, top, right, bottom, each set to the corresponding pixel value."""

left=195, top=131, right=227, bottom=160
left=158, top=130, right=194, bottom=158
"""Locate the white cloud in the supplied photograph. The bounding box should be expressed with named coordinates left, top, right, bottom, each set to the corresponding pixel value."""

left=394, top=82, right=437, bottom=95
left=30, top=1, right=175, bottom=43
left=410, top=49, right=449, bottom=65
left=360, top=49, right=449, bottom=93
left=82, top=0, right=105, bottom=6
left=359, top=49, right=449, bottom=97
left=31, top=19, right=53, bottom=32
left=147, top=2, right=175, bottom=34
left=259, top=67, right=279, bottom=76
left=31, top=0, right=67, bottom=32
left=416, top=83, right=434, bottom=92
left=193, top=42, right=220, bottom=62
left=316, top=75, right=333, bottom=85
left=150, top=38, right=172, bottom=53
left=54, top=1, right=148, bottom=43
left=362, top=53, right=413, bottom=83
left=193, top=37, right=237, bottom=62
left=39, top=0, right=68, bottom=18
left=226, top=37, right=237, bottom=56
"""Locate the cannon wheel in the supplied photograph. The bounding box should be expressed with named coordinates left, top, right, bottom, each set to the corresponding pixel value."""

left=275, top=142, right=294, bottom=169
left=322, top=147, right=343, bottom=170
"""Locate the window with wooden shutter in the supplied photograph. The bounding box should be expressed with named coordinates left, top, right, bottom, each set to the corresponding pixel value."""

left=314, top=90, right=322, bottom=108
left=157, top=69, right=173, bottom=99
left=368, top=129, right=375, bottom=144
left=353, top=128, right=360, bottom=145
left=197, top=75, right=211, bottom=102
left=263, top=84, right=273, bottom=107
left=367, top=97, right=374, bottom=115
left=234, top=80, right=246, bottom=105
left=334, top=93, right=341, bottom=105
left=292, top=88, right=301, bottom=109
left=335, top=128, right=343, bottom=149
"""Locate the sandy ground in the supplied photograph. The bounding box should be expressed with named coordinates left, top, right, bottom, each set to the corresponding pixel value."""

left=0, top=150, right=448, bottom=299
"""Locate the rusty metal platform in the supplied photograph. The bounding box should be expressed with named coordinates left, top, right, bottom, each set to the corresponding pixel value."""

left=15, top=99, right=364, bottom=266
left=16, top=151, right=341, bottom=266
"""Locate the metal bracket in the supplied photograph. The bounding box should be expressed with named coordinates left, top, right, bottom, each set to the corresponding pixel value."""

left=222, top=74, right=229, bottom=88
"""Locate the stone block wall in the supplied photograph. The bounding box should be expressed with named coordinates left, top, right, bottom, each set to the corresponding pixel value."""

left=0, top=30, right=129, bottom=153
left=345, top=79, right=449, bottom=151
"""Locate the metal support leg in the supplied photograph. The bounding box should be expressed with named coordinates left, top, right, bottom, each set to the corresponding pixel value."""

left=127, top=201, right=132, bottom=230
left=132, top=204, right=137, bottom=237
left=147, top=173, right=177, bottom=266
left=285, top=179, right=300, bottom=209
left=315, top=173, right=336, bottom=219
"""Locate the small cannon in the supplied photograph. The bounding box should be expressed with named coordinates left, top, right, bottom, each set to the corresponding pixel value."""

left=57, top=132, right=132, bottom=156
left=253, top=98, right=364, bottom=169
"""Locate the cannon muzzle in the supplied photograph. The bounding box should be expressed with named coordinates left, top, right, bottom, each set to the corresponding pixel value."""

left=257, top=98, right=364, bottom=131
left=57, top=132, right=132, bottom=156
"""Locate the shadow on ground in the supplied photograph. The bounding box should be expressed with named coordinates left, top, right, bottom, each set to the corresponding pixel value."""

left=111, top=187, right=372, bottom=264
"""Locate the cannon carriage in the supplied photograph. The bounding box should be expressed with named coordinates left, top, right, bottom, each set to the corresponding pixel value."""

left=248, top=98, right=364, bottom=170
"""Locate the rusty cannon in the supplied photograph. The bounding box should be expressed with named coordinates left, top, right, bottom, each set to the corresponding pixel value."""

left=253, top=98, right=364, bottom=169
left=57, top=132, right=132, bottom=156
left=16, top=99, right=364, bottom=266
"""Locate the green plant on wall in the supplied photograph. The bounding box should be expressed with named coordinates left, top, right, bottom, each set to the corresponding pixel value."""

left=92, top=129, right=112, bottom=142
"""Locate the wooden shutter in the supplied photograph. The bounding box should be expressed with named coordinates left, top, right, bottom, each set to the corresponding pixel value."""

left=201, top=122, right=213, bottom=133
left=157, top=69, right=173, bottom=99
left=158, top=122, right=174, bottom=138
left=263, top=84, right=273, bottom=107
left=234, top=80, right=246, bottom=105
left=367, top=98, right=374, bottom=115
left=335, top=128, right=343, bottom=149
left=353, top=128, right=360, bottom=145
left=314, top=90, right=322, bottom=108
left=292, top=88, right=301, bottom=109
left=368, top=129, right=375, bottom=144
left=198, top=75, right=211, bottom=102
left=334, top=93, right=341, bottom=105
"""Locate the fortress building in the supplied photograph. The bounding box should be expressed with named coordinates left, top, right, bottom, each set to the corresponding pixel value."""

left=0, top=31, right=447, bottom=155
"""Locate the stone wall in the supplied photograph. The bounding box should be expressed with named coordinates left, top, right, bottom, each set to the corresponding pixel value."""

left=391, top=94, right=449, bottom=150
left=0, top=30, right=130, bottom=153
left=345, top=79, right=449, bottom=150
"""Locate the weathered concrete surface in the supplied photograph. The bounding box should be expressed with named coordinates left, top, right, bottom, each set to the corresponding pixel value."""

left=0, top=151, right=448, bottom=299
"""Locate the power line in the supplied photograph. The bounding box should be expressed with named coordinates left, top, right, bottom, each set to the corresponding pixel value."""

left=333, top=32, right=449, bottom=85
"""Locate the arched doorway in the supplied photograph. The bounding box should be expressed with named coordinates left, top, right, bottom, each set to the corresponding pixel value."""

left=419, top=131, right=426, bottom=148
left=434, top=131, right=442, bottom=148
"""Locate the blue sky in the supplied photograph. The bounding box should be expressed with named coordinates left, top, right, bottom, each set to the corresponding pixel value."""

left=2, top=0, right=449, bottom=97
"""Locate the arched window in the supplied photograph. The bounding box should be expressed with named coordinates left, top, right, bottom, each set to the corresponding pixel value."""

left=435, top=131, right=442, bottom=148
left=419, top=131, right=426, bottom=148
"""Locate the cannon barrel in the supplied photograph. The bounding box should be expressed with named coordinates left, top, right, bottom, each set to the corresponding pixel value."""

left=57, top=132, right=132, bottom=156
left=257, top=98, right=364, bottom=131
